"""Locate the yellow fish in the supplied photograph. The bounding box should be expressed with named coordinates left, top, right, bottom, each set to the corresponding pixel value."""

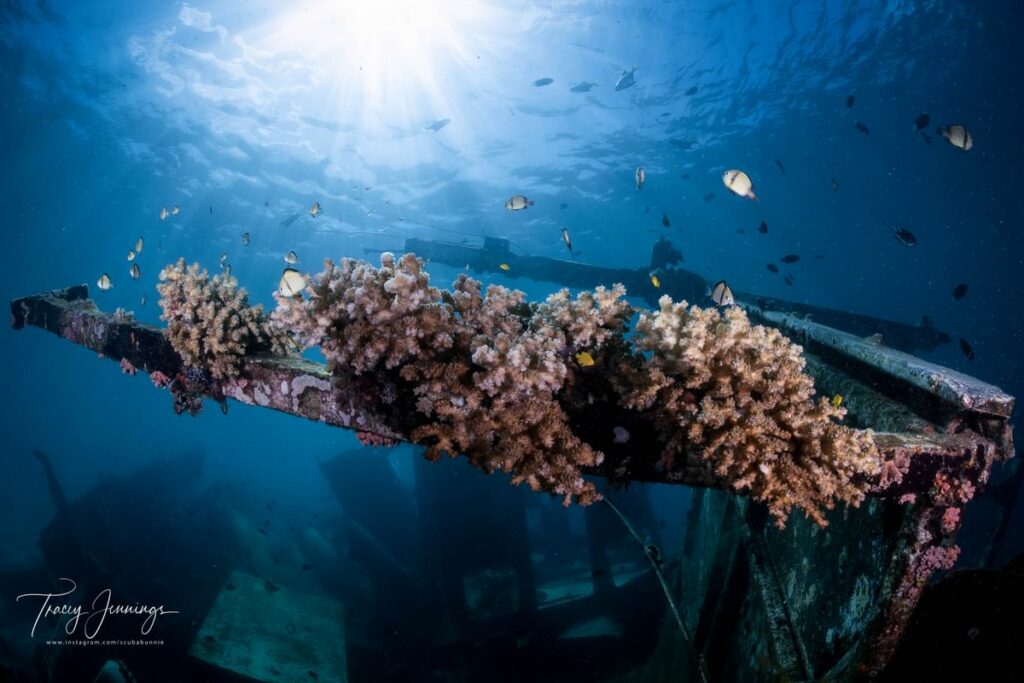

left=575, top=351, right=595, bottom=367
left=831, top=394, right=844, bottom=408
left=650, top=274, right=660, bottom=288
left=499, top=263, right=511, bottom=271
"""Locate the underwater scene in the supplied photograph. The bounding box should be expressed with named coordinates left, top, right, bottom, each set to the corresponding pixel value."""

left=1, top=1, right=1022, bottom=681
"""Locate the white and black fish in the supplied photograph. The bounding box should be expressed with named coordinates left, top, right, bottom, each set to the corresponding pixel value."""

left=561, top=227, right=574, bottom=257
left=710, top=280, right=734, bottom=306
left=722, top=169, right=757, bottom=201
left=97, top=273, right=113, bottom=291
left=129, top=263, right=141, bottom=280
left=310, top=201, right=321, bottom=217
left=278, top=268, right=306, bottom=297
left=939, top=125, right=973, bottom=151
left=614, top=67, right=637, bottom=91
left=505, top=195, right=534, bottom=211
left=635, top=166, right=645, bottom=192
left=284, top=250, right=299, bottom=264
left=241, top=232, right=250, bottom=246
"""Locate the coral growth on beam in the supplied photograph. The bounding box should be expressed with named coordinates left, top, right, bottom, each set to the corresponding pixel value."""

left=157, top=259, right=287, bottom=381
left=163, top=252, right=879, bottom=523
left=615, top=296, right=880, bottom=528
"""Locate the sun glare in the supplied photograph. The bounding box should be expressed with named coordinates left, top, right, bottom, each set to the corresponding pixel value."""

left=262, top=0, right=488, bottom=114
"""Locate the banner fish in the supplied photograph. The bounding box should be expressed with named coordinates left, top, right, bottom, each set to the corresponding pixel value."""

left=97, top=273, right=113, bottom=291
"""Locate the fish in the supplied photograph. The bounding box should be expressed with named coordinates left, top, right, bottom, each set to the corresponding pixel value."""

left=722, top=169, right=757, bottom=200
left=635, top=167, right=645, bottom=192
left=758, top=221, right=768, bottom=235
left=684, top=86, right=698, bottom=96
left=127, top=250, right=136, bottom=261
left=278, top=268, right=306, bottom=297
left=220, top=252, right=228, bottom=267
left=780, top=254, right=800, bottom=264
left=846, top=94, right=855, bottom=108
left=855, top=122, right=870, bottom=135
left=892, top=227, right=918, bottom=246
left=140, top=294, right=147, bottom=305
left=959, top=338, right=975, bottom=360
left=310, top=201, right=321, bottom=217
left=661, top=213, right=670, bottom=228
left=171, top=205, right=180, bottom=216
left=650, top=272, right=661, bottom=288
left=614, top=67, right=637, bottom=91
left=766, top=263, right=779, bottom=273
left=710, top=280, right=734, bottom=306
left=561, top=227, right=574, bottom=256
left=575, top=351, right=595, bottom=367
left=775, top=158, right=785, bottom=174
left=97, top=273, right=113, bottom=291
left=129, top=263, right=140, bottom=280
left=612, top=426, right=630, bottom=443
left=703, top=192, right=715, bottom=202
left=209, top=206, right=214, bottom=214
left=952, top=283, right=968, bottom=300
left=939, top=125, right=973, bottom=151
left=499, top=263, right=511, bottom=271
left=222, top=264, right=231, bottom=277
left=159, top=207, right=169, bottom=221
left=831, top=178, right=839, bottom=191
left=425, top=118, right=451, bottom=132
left=831, top=394, right=844, bottom=408
left=285, top=250, right=299, bottom=264
left=135, top=236, right=144, bottom=253
left=533, top=77, right=554, bottom=87
left=505, top=195, right=534, bottom=211
left=783, top=274, right=794, bottom=286
left=914, top=113, right=930, bottom=131
left=569, top=81, right=597, bottom=93
left=241, top=232, right=250, bottom=246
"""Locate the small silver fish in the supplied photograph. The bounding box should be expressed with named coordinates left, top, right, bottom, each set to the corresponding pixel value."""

left=140, top=294, right=147, bottom=305
left=285, top=250, right=299, bottom=264
left=614, top=66, right=637, bottom=91
left=127, top=250, right=136, bottom=262
left=159, top=207, right=169, bottom=221
left=505, top=195, right=534, bottom=211
left=710, top=280, right=734, bottom=306
left=279, top=268, right=306, bottom=297
left=635, top=166, right=645, bottom=192
left=171, top=205, right=180, bottom=216
left=129, top=263, right=141, bottom=280
left=561, top=227, right=574, bottom=256
left=135, top=236, right=144, bottom=253
left=310, top=201, right=321, bottom=217
left=241, top=232, right=250, bottom=246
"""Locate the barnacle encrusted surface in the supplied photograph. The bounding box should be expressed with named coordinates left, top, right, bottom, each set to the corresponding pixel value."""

left=157, top=259, right=286, bottom=381
left=615, top=295, right=880, bottom=528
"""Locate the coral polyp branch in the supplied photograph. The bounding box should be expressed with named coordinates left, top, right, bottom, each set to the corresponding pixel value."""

left=615, top=296, right=880, bottom=528
left=157, top=259, right=287, bottom=381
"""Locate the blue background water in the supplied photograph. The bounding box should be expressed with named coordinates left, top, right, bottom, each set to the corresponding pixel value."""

left=1, top=0, right=1022, bottom=572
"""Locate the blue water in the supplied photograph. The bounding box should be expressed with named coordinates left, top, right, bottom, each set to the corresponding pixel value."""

left=2, top=1, right=1022, bottom=680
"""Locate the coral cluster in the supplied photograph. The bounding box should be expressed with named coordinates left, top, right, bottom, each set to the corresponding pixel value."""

left=273, top=254, right=631, bottom=505
left=404, top=276, right=631, bottom=505
left=157, top=259, right=286, bottom=381
left=272, top=252, right=453, bottom=375
left=615, top=296, right=880, bottom=528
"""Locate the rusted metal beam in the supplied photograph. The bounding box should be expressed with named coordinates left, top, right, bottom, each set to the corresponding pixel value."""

left=754, top=308, right=1014, bottom=419
left=9, top=284, right=1010, bottom=491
